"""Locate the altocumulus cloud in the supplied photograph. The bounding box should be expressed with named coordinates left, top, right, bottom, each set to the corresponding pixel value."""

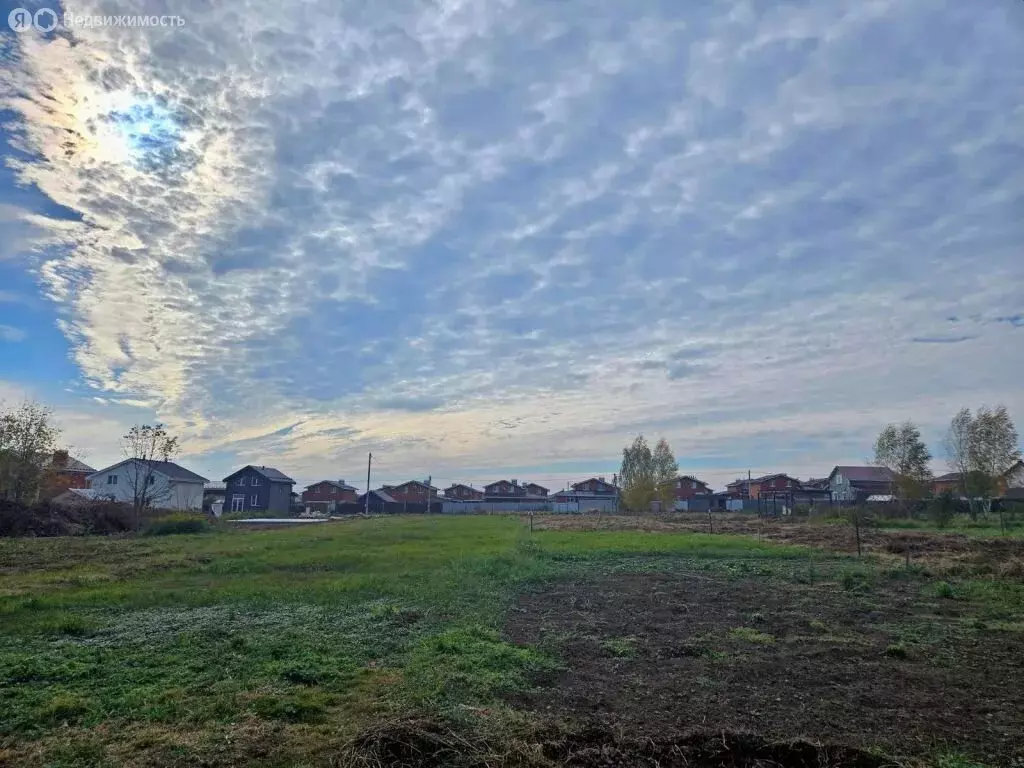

left=1, top=0, right=1023, bottom=485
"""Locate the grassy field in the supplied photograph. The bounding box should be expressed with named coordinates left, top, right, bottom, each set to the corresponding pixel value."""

left=1, top=516, right=1021, bottom=767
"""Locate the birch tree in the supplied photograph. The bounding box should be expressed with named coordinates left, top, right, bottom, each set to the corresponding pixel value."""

left=619, top=435, right=655, bottom=512
left=653, top=438, right=679, bottom=511
left=944, top=406, right=1020, bottom=520
left=874, top=421, right=932, bottom=508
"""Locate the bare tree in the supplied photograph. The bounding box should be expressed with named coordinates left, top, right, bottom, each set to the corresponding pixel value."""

left=0, top=401, right=61, bottom=502
left=874, top=421, right=932, bottom=512
left=121, top=424, right=180, bottom=528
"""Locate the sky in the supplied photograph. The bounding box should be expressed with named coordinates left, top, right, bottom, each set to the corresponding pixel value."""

left=1, top=0, right=1022, bottom=493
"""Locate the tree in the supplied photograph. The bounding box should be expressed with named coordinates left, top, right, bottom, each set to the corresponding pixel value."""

left=652, top=438, right=679, bottom=511
left=121, top=423, right=180, bottom=527
left=619, top=435, right=655, bottom=513
left=0, top=401, right=61, bottom=502
left=874, top=421, right=932, bottom=509
left=944, top=406, right=1020, bottom=521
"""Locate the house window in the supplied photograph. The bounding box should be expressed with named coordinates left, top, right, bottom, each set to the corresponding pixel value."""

left=251, top=476, right=260, bottom=486
left=231, top=494, right=245, bottom=512
left=107, top=475, right=118, bottom=485
left=691, top=481, right=697, bottom=489
left=238, top=476, right=246, bottom=486
left=250, top=495, right=259, bottom=507
left=677, top=479, right=682, bottom=488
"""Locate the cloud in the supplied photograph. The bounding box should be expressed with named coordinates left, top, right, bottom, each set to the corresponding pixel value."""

left=0, top=325, right=27, bottom=342
left=0, top=0, right=1022, bottom=488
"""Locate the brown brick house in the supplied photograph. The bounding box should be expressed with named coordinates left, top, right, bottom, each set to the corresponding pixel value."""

left=444, top=483, right=483, bottom=500
left=302, top=479, right=358, bottom=513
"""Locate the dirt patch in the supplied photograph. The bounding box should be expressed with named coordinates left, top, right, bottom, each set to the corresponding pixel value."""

left=505, top=572, right=1024, bottom=765
left=342, top=719, right=892, bottom=767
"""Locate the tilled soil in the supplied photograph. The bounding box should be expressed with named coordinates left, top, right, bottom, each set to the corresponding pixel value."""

left=505, top=572, right=1024, bottom=765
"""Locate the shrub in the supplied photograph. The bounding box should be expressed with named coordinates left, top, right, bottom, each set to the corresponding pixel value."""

left=884, top=642, right=908, bottom=659
left=0, top=499, right=134, bottom=537
left=144, top=513, right=211, bottom=536
left=933, top=581, right=956, bottom=599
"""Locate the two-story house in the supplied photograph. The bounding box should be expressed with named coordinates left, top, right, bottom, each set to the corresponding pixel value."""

left=570, top=477, right=618, bottom=496
left=483, top=479, right=548, bottom=500
left=669, top=475, right=712, bottom=501
left=302, top=479, right=359, bottom=514
left=444, top=483, right=484, bottom=500
left=830, top=466, right=896, bottom=502
left=88, top=459, right=207, bottom=511
left=1002, top=460, right=1024, bottom=498
left=41, top=451, right=95, bottom=499
left=222, top=465, right=295, bottom=515
left=386, top=480, right=439, bottom=505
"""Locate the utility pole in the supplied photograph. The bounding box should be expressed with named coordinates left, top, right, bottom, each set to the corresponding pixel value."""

left=426, top=475, right=432, bottom=514
left=365, top=452, right=372, bottom=516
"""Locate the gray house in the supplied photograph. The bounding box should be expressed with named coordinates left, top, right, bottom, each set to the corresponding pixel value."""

left=222, top=465, right=295, bottom=515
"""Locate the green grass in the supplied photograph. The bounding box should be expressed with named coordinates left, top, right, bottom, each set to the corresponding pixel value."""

left=1, top=515, right=1018, bottom=766
left=0, top=517, right=801, bottom=764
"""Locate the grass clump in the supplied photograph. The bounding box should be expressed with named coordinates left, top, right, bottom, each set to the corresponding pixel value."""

left=144, top=513, right=211, bottom=536
left=600, top=636, right=637, bottom=658
left=934, top=581, right=956, bottom=599
left=884, top=642, right=909, bottom=659
left=728, top=627, right=775, bottom=645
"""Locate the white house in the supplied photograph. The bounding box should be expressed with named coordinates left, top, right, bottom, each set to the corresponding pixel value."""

left=87, top=460, right=208, bottom=512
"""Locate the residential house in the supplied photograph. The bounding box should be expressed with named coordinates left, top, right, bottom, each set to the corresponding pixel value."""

left=444, top=483, right=484, bottom=500
left=725, top=478, right=752, bottom=499
left=483, top=479, right=548, bottom=500
left=829, top=466, right=896, bottom=502
left=203, top=482, right=226, bottom=516
left=932, top=472, right=963, bottom=497
left=748, top=474, right=802, bottom=499
left=222, top=465, right=295, bottom=515
left=357, top=489, right=401, bottom=514
left=302, top=480, right=359, bottom=514
left=41, top=451, right=95, bottom=499
left=88, top=460, right=207, bottom=511
left=1000, top=460, right=1024, bottom=496
left=570, top=477, right=618, bottom=496
left=387, top=480, right=440, bottom=505
left=668, top=475, right=712, bottom=501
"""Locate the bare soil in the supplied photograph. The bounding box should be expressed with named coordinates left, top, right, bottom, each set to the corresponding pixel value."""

left=504, top=571, right=1024, bottom=765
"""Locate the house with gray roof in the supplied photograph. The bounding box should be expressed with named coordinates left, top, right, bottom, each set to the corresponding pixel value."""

left=828, top=466, right=895, bottom=502
left=222, top=465, right=296, bottom=515
left=88, top=459, right=208, bottom=511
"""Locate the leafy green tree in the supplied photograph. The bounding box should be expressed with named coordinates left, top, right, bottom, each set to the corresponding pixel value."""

left=619, top=435, right=655, bottom=513
left=0, top=401, right=61, bottom=502
left=874, top=421, right=932, bottom=510
left=652, top=438, right=679, bottom=511
left=944, top=405, right=1020, bottom=521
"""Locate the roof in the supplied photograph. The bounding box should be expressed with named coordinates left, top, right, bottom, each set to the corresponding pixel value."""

left=305, top=479, right=358, bottom=491
left=392, top=479, right=440, bottom=491
left=89, top=459, right=208, bottom=484
left=829, top=466, right=895, bottom=484
left=934, top=472, right=963, bottom=482
left=524, top=482, right=549, bottom=491
left=204, top=481, right=227, bottom=492
left=361, top=489, right=397, bottom=503
left=48, top=455, right=95, bottom=473
left=223, top=465, right=295, bottom=484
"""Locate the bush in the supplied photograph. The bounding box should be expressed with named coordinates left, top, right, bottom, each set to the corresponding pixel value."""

left=0, top=499, right=134, bottom=537
left=144, top=513, right=211, bottom=536
left=930, top=491, right=956, bottom=529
